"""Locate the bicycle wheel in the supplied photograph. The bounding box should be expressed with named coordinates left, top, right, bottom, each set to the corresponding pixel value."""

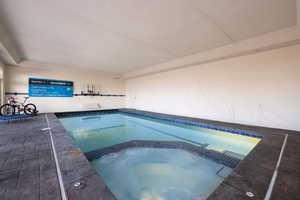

left=0, top=104, right=15, bottom=116
left=24, top=104, right=37, bottom=115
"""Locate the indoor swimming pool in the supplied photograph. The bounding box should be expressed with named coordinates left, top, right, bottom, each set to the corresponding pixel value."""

left=58, top=111, right=261, bottom=200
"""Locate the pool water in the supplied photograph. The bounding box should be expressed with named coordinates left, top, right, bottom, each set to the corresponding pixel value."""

left=59, top=112, right=261, bottom=200
left=92, top=148, right=232, bottom=200
left=59, top=112, right=260, bottom=156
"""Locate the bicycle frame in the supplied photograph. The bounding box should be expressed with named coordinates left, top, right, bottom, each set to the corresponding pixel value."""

left=8, top=96, right=30, bottom=114
left=1, top=96, right=37, bottom=116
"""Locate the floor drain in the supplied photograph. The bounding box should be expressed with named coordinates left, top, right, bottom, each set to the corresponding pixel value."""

left=74, top=182, right=81, bottom=187
left=246, top=192, right=254, bottom=197
left=73, top=181, right=86, bottom=190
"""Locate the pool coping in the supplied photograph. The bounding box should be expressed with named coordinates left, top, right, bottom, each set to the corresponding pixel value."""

left=52, top=108, right=299, bottom=200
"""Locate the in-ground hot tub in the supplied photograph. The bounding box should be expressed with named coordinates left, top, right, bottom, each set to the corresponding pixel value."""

left=58, top=110, right=261, bottom=200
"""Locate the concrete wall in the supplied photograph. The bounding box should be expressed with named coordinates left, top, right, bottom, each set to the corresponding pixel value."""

left=5, top=66, right=125, bottom=113
left=126, top=44, right=300, bottom=131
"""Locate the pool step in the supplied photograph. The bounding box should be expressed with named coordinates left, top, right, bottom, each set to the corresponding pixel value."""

left=85, top=140, right=241, bottom=168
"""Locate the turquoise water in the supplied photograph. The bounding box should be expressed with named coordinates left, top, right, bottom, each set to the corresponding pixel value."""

left=59, top=112, right=260, bottom=157
left=59, top=112, right=260, bottom=200
left=92, top=148, right=232, bottom=200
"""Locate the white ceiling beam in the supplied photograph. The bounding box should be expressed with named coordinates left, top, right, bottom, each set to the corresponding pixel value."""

left=0, top=23, right=22, bottom=64
left=123, top=26, right=300, bottom=79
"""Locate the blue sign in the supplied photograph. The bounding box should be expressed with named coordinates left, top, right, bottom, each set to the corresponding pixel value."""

left=29, top=78, right=73, bottom=97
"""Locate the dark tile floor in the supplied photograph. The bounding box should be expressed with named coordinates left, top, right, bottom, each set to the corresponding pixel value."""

left=0, top=115, right=60, bottom=200
left=0, top=114, right=116, bottom=200
left=0, top=110, right=299, bottom=200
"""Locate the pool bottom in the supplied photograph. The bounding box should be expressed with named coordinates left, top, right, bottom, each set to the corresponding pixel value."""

left=92, top=147, right=233, bottom=200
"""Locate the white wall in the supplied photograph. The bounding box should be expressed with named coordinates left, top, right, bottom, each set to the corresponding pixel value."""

left=0, top=62, right=5, bottom=105
left=126, top=44, right=300, bottom=131
left=0, top=63, right=3, bottom=78
left=5, top=66, right=125, bottom=113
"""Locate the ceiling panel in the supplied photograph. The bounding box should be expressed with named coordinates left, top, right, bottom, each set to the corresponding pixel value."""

left=14, top=31, right=175, bottom=73
left=0, top=0, right=297, bottom=73
left=194, top=0, right=297, bottom=40
left=0, top=0, right=175, bottom=72
left=84, top=0, right=232, bottom=56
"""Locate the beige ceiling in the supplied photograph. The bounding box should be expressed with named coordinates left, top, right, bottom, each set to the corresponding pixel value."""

left=0, top=0, right=297, bottom=73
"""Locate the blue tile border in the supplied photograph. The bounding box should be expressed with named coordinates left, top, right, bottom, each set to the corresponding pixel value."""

left=55, top=109, right=263, bottom=139
left=118, top=110, right=264, bottom=139
left=55, top=109, right=118, bottom=117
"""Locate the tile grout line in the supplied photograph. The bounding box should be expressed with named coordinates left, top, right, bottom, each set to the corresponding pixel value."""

left=264, top=134, right=288, bottom=200
left=45, top=114, right=68, bottom=200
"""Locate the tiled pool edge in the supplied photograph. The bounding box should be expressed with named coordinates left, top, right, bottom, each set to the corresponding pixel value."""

left=54, top=109, right=299, bottom=200
left=56, top=109, right=263, bottom=139
left=118, top=109, right=263, bottom=139
left=46, top=113, right=117, bottom=200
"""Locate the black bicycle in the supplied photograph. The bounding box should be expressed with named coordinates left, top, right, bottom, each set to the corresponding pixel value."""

left=0, top=96, right=38, bottom=116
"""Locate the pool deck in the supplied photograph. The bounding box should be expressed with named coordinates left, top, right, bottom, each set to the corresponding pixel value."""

left=0, top=114, right=116, bottom=200
left=0, top=109, right=299, bottom=200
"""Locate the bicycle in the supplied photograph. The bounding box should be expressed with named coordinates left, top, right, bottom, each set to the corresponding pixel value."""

left=0, top=96, right=38, bottom=116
